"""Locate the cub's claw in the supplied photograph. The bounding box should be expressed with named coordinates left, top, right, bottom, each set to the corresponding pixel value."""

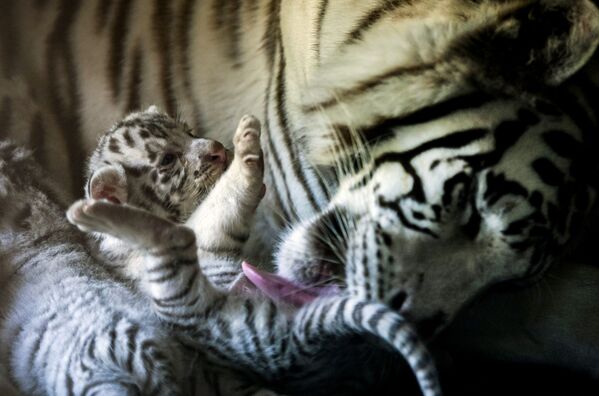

left=233, top=115, right=263, bottom=174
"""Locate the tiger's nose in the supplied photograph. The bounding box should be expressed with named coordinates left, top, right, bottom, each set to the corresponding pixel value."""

left=203, top=141, right=227, bottom=164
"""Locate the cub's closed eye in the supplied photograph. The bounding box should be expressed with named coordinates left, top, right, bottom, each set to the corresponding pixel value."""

left=160, top=153, right=177, bottom=166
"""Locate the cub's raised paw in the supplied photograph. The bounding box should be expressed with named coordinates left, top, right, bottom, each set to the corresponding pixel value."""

left=67, top=199, right=115, bottom=235
left=67, top=199, right=195, bottom=250
left=233, top=115, right=263, bottom=173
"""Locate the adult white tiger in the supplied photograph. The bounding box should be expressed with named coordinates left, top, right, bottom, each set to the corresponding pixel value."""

left=1, top=0, right=599, bottom=384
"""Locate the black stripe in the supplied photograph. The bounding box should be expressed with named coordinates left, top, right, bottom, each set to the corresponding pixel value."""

left=0, top=1, right=17, bottom=78
left=542, top=129, right=582, bottom=159
left=343, top=0, right=407, bottom=47
left=483, top=171, right=527, bottom=207
left=46, top=0, right=84, bottom=197
left=147, top=267, right=179, bottom=283
left=141, top=184, right=179, bottom=216
left=360, top=93, right=493, bottom=143
left=442, top=171, right=471, bottom=207
left=352, top=127, right=488, bottom=192
left=225, top=229, right=249, bottom=244
left=178, top=0, right=204, bottom=133
left=159, top=308, right=202, bottom=322
left=367, top=307, right=388, bottom=330
left=197, top=244, right=240, bottom=257
left=265, top=300, right=278, bottom=358
left=243, top=300, right=271, bottom=369
left=204, top=270, right=240, bottom=280
left=66, top=373, right=74, bottom=396
left=379, top=197, right=439, bottom=238
left=153, top=268, right=198, bottom=303
left=361, top=232, right=372, bottom=297
left=274, top=40, right=321, bottom=212
left=125, top=324, right=139, bottom=373
left=314, top=0, right=329, bottom=63
left=334, top=298, right=349, bottom=326
left=125, top=45, right=143, bottom=112
left=153, top=0, right=177, bottom=115
left=532, top=158, right=564, bottom=187
left=108, top=137, right=121, bottom=153
left=95, top=0, right=114, bottom=33
left=258, top=3, right=304, bottom=223
left=304, top=62, right=436, bottom=113
left=80, top=380, right=132, bottom=396
left=109, top=0, right=133, bottom=100
left=376, top=128, right=489, bottom=165
left=108, top=328, right=118, bottom=363
left=263, top=53, right=298, bottom=222
left=264, top=158, right=289, bottom=229
left=387, top=318, right=404, bottom=343
left=213, top=0, right=243, bottom=67
left=146, top=257, right=195, bottom=274
left=262, top=0, right=281, bottom=70
left=246, top=0, right=260, bottom=21
left=291, top=331, right=311, bottom=358
left=122, top=128, right=135, bottom=147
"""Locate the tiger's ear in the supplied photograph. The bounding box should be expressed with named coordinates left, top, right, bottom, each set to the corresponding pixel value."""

left=463, top=0, right=599, bottom=89
left=87, top=165, right=128, bottom=204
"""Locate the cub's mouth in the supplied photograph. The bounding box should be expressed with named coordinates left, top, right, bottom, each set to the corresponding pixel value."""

left=235, top=262, right=341, bottom=307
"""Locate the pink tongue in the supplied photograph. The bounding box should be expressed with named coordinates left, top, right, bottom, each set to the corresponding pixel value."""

left=241, top=261, right=339, bottom=307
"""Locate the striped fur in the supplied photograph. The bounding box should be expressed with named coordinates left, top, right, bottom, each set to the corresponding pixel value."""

left=82, top=105, right=237, bottom=285
left=0, top=138, right=293, bottom=396
left=0, top=141, right=187, bottom=395
left=69, top=110, right=439, bottom=394
left=67, top=199, right=441, bottom=396
left=1, top=0, right=599, bottom=388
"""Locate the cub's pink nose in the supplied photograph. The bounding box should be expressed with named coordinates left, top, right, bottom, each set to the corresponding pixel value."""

left=205, top=141, right=226, bottom=164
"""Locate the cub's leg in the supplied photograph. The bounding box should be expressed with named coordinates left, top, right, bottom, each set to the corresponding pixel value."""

left=186, top=115, right=265, bottom=289
left=67, top=200, right=220, bottom=310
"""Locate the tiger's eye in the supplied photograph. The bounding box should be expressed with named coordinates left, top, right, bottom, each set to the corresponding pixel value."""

left=160, top=153, right=176, bottom=166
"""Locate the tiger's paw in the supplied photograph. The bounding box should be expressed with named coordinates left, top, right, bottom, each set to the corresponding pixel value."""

left=233, top=115, right=263, bottom=176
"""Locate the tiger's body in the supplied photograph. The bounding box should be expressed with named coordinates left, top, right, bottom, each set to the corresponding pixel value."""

left=2, top=0, right=599, bottom=389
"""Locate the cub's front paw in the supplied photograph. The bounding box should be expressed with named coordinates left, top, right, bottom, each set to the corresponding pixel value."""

left=66, top=199, right=114, bottom=234
left=233, top=115, right=263, bottom=175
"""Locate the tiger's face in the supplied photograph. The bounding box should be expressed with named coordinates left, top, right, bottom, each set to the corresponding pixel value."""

left=87, top=106, right=229, bottom=222
left=273, top=0, right=599, bottom=335
left=275, top=99, right=594, bottom=337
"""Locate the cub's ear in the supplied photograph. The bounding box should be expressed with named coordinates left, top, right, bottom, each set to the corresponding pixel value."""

left=87, top=165, right=128, bottom=204
left=461, top=0, right=599, bottom=89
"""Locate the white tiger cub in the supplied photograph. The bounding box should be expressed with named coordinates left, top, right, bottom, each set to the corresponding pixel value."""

left=0, top=108, right=279, bottom=396
left=67, top=110, right=442, bottom=396
left=78, top=106, right=264, bottom=290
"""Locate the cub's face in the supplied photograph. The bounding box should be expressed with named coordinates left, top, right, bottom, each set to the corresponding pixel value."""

left=87, top=106, right=229, bottom=222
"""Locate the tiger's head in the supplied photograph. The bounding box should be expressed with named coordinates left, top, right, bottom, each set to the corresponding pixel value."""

left=272, top=0, right=599, bottom=336
left=86, top=106, right=229, bottom=222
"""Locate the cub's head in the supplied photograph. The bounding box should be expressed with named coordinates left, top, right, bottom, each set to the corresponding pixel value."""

left=274, top=0, right=599, bottom=336
left=86, top=106, right=228, bottom=222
